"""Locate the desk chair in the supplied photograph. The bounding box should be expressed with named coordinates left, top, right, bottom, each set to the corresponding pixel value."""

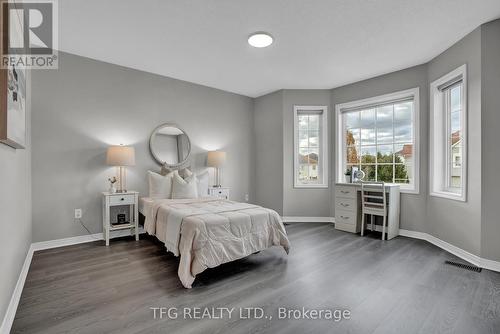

left=360, top=181, right=388, bottom=240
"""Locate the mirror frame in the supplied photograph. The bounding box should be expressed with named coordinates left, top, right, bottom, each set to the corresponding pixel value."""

left=149, top=122, right=191, bottom=168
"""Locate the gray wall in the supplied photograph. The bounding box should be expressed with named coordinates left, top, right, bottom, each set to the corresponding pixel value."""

left=331, top=65, right=429, bottom=232
left=253, top=91, right=284, bottom=214
left=481, top=20, right=500, bottom=262
left=328, top=25, right=490, bottom=258
left=253, top=89, right=333, bottom=217
left=31, top=52, right=254, bottom=242
left=0, top=73, right=31, bottom=327
left=282, top=90, right=332, bottom=217
left=427, top=28, right=482, bottom=256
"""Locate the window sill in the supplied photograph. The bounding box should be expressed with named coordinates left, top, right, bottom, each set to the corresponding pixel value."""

left=430, top=190, right=466, bottom=202
left=294, top=184, right=329, bottom=189
left=400, top=188, right=419, bottom=195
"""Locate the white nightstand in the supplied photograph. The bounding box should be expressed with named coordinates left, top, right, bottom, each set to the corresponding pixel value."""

left=208, top=187, right=230, bottom=200
left=102, top=191, right=139, bottom=246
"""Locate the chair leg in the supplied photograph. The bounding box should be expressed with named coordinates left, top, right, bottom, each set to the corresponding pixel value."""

left=361, top=213, right=365, bottom=236
left=371, top=215, right=374, bottom=231
left=382, top=215, right=387, bottom=240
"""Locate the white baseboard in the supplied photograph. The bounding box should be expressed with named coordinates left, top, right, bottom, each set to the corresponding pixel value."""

left=0, top=245, right=33, bottom=334
left=32, top=233, right=103, bottom=251
left=32, top=227, right=145, bottom=251
left=398, top=229, right=428, bottom=240
left=399, top=229, right=500, bottom=271
left=480, top=258, right=500, bottom=272
left=282, top=216, right=335, bottom=223
left=426, top=233, right=482, bottom=268
left=1, top=228, right=145, bottom=334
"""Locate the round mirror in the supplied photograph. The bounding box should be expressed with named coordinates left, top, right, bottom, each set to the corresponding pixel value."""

left=149, top=123, right=191, bottom=167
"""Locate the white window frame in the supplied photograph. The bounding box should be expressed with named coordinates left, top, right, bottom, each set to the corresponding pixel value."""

left=430, top=64, right=467, bottom=202
left=293, top=105, right=329, bottom=188
left=335, top=88, right=420, bottom=194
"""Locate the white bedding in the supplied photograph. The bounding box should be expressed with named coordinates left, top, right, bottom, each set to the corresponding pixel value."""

left=142, top=197, right=290, bottom=288
left=139, top=197, right=155, bottom=216
left=139, top=197, right=154, bottom=217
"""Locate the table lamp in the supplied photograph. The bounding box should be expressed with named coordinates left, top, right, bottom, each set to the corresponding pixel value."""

left=106, top=145, right=135, bottom=192
left=207, top=151, right=226, bottom=187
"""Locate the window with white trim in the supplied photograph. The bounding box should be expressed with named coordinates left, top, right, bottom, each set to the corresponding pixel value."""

left=335, top=88, right=420, bottom=193
left=294, top=106, right=328, bottom=188
left=430, top=65, right=467, bottom=201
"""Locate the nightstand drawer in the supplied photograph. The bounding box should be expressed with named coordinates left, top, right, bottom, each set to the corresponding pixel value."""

left=208, top=187, right=229, bottom=199
left=335, top=185, right=357, bottom=199
left=213, top=189, right=226, bottom=196
left=109, top=194, right=135, bottom=206
left=335, top=210, right=356, bottom=225
left=335, top=197, right=356, bottom=213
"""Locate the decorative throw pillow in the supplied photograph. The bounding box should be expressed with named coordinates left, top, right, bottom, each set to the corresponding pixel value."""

left=196, top=170, right=209, bottom=197
left=160, top=164, right=172, bottom=176
left=171, top=173, right=198, bottom=199
left=178, top=167, right=193, bottom=179
left=148, top=170, right=177, bottom=199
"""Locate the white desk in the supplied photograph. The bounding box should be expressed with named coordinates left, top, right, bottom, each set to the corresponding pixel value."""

left=334, top=183, right=400, bottom=240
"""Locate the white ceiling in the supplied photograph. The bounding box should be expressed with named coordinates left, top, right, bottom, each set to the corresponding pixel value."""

left=60, top=0, right=500, bottom=98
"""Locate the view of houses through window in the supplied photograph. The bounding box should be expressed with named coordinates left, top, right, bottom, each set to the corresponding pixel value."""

left=294, top=106, right=328, bottom=187
left=298, top=113, right=321, bottom=183
left=446, top=83, right=463, bottom=190
left=343, top=100, right=414, bottom=186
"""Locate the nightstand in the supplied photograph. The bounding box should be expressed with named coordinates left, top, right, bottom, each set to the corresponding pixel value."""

left=208, top=187, right=230, bottom=200
left=102, top=191, right=139, bottom=246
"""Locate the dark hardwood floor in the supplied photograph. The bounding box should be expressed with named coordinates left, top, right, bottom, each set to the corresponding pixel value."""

left=12, top=223, right=500, bottom=334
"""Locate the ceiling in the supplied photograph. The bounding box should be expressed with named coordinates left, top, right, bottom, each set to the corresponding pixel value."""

left=59, top=0, right=500, bottom=98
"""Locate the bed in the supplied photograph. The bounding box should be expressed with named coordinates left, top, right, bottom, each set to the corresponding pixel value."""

left=139, top=196, right=290, bottom=288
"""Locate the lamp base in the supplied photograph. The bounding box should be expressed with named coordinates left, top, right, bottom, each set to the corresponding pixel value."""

left=117, top=166, right=128, bottom=193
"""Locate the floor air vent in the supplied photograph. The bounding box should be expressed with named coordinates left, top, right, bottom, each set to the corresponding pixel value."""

left=445, top=260, right=482, bottom=272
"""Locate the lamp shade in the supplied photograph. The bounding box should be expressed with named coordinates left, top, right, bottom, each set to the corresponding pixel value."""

left=106, top=146, right=136, bottom=166
left=207, top=151, right=226, bottom=167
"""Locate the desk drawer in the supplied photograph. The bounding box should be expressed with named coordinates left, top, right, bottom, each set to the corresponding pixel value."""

left=109, top=194, right=135, bottom=206
left=335, top=185, right=357, bottom=199
left=335, top=210, right=357, bottom=226
left=335, top=197, right=356, bottom=213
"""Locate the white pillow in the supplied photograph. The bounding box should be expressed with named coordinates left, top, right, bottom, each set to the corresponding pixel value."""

left=171, top=173, right=198, bottom=199
left=196, top=171, right=209, bottom=197
left=148, top=170, right=177, bottom=199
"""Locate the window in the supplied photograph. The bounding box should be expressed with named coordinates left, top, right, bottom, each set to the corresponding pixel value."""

left=430, top=65, right=467, bottom=201
left=294, top=106, right=328, bottom=188
left=335, top=88, right=420, bottom=193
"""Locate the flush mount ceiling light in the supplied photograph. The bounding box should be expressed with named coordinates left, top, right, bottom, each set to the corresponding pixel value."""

left=248, top=32, right=273, bottom=48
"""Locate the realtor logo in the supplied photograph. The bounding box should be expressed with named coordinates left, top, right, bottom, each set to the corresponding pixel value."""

left=1, top=0, right=58, bottom=69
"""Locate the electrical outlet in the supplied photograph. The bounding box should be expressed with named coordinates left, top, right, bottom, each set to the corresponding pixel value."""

left=74, top=209, right=82, bottom=219
left=245, top=194, right=249, bottom=202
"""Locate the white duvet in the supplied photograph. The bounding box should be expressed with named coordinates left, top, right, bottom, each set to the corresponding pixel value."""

left=143, top=197, right=290, bottom=288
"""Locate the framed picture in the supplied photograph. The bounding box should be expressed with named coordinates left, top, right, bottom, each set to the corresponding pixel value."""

left=352, top=166, right=362, bottom=182
left=0, top=1, right=26, bottom=149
